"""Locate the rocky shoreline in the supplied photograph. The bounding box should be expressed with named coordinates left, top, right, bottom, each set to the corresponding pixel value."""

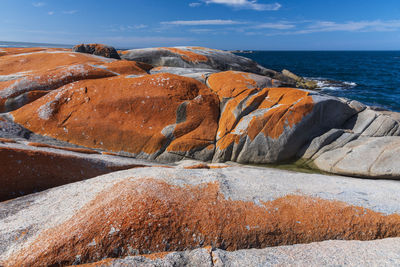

left=1, top=44, right=400, bottom=266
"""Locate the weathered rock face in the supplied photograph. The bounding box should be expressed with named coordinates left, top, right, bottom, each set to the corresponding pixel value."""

left=73, top=43, right=121, bottom=59
left=2, top=166, right=400, bottom=266
left=0, top=51, right=148, bottom=112
left=120, top=46, right=276, bottom=76
left=210, top=85, right=357, bottom=163
left=11, top=73, right=219, bottom=162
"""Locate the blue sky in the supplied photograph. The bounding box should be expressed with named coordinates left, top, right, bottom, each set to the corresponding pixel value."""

left=1, top=0, right=400, bottom=50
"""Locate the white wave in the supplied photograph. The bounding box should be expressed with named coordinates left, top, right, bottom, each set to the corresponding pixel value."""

left=306, top=77, right=357, bottom=90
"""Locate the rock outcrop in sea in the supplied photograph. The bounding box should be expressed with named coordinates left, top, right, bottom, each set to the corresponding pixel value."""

left=1, top=44, right=400, bottom=266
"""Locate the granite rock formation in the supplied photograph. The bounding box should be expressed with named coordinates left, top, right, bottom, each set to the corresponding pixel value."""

left=1, top=44, right=400, bottom=266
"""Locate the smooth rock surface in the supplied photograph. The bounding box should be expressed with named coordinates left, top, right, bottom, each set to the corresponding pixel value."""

left=149, top=66, right=218, bottom=83
left=120, top=46, right=275, bottom=76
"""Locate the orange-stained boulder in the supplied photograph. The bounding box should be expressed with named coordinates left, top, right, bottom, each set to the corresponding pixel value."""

left=0, top=51, right=148, bottom=111
left=207, top=71, right=281, bottom=100
left=212, top=85, right=358, bottom=163
left=4, top=169, right=400, bottom=266
left=11, top=73, right=219, bottom=162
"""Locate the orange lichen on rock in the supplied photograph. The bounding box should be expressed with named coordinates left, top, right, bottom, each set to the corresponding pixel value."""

left=6, top=178, right=400, bottom=266
left=161, top=48, right=208, bottom=63
left=0, top=51, right=149, bottom=111
left=207, top=71, right=258, bottom=99
left=0, top=138, right=16, bottom=143
left=97, top=60, right=151, bottom=75
left=0, top=47, right=69, bottom=57
left=12, top=73, right=219, bottom=158
left=216, top=87, right=314, bottom=150
left=248, top=87, right=314, bottom=139
left=27, top=142, right=100, bottom=154
left=0, top=51, right=107, bottom=75
left=0, top=146, right=143, bottom=201
left=216, top=88, right=263, bottom=140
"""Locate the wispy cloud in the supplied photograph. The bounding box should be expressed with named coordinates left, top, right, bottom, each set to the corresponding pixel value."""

left=302, top=20, right=400, bottom=33
left=32, top=2, right=45, bottom=7
left=47, top=11, right=54, bottom=15
left=161, top=19, right=245, bottom=26
left=107, top=24, right=149, bottom=32
left=188, top=28, right=215, bottom=33
left=189, top=2, right=202, bottom=7
left=99, top=36, right=195, bottom=47
left=263, top=20, right=400, bottom=36
left=203, top=0, right=281, bottom=11
left=255, top=22, right=295, bottom=29
left=62, top=10, right=78, bottom=14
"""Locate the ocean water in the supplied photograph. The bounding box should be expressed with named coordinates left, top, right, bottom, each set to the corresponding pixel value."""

left=236, top=51, right=400, bottom=112
left=0, top=40, right=71, bottom=48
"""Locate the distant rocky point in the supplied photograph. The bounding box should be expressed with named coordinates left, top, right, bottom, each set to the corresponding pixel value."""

left=1, top=44, right=400, bottom=266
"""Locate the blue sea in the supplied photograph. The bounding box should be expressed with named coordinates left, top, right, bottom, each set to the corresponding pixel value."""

left=236, top=51, right=400, bottom=112
left=1, top=41, right=399, bottom=112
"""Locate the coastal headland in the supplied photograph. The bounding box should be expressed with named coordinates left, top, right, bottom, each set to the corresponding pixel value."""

left=1, top=44, right=400, bottom=266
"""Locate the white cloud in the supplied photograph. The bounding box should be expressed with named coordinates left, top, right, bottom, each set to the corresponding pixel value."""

left=161, top=19, right=245, bottom=26
left=47, top=11, right=54, bottom=15
left=32, top=2, right=45, bottom=7
left=107, top=24, right=149, bottom=32
left=189, top=2, right=202, bottom=7
left=131, top=24, right=148, bottom=29
left=306, top=20, right=400, bottom=33
left=203, top=0, right=281, bottom=11
left=62, top=10, right=78, bottom=14
left=188, top=28, right=215, bottom=33
left=256, top=22, right=295, bottom=29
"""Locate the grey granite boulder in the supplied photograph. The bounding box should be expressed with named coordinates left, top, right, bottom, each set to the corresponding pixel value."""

left=300, top=104, right=400, bottom=178
left=73, top=43, right=121, bottom=59
left=120, top=46, right=275, bottom=76
left=149, top=66, right=219, bottom=84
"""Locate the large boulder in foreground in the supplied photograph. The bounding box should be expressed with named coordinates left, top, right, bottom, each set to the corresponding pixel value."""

left=120, top=46, right=277, bottom=76
left=73, top=43, right=121, bottom=59
left=0, top=50, right=148, bottom=112
left=1, top=165, right=400, bottom=266
left=11, top=73, right=219, bottom=162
